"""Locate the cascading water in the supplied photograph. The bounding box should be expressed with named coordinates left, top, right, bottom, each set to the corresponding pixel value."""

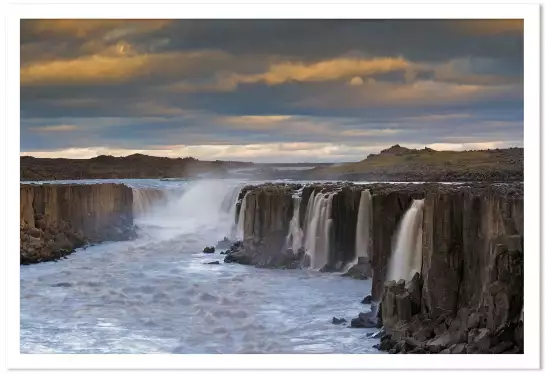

left=355, top=189, right=372, bottom=260
left=135, top=179, right=243, bottom=241
left=20, top=178, right=379, bottom=354
left=387, top=199, right=425, bottom=282
left=344, top=189, right=372, bottom=271
left=285, top=193, right=304, bottom=253
left=302, top=190, right=316, bottom=235
left=235, top=193, right=248, bottom=240
left=132, top=187, right=167, bottom=216
left=303, top=191, right=335, bottom=270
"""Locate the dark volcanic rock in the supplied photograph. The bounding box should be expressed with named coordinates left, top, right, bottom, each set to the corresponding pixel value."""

left=203, top=246, right=215, bottom=254
left=223, top=181, right=523, bottom=354
left=20, top=153, right=248, bottom=181
left=206, top=261, right=220, bottom=265
left=332, top=317, right=347, bottom=325
left=342, top=257, right=373, bottom=280
left=20, top=183, right=134, bottom=265
left=361, top=295, right=372, bottom=304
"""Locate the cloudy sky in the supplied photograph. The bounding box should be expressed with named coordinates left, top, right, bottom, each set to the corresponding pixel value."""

left=20, top=19, right=523, bottom=162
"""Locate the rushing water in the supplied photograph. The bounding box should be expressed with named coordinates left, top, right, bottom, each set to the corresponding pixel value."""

left=387, top=199, right=425, bottom=283
left=20, top=179, right=378, bottom=354
left=303, top=191, right=335, bottom=270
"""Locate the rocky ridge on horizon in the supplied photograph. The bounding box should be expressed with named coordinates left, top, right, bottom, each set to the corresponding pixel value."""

left=21, top=145, right=523, bottom=182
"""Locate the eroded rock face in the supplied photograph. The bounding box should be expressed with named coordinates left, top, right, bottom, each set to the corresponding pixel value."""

left=20, top=183, right=135, bottom=264
left=233, top=181, right=523, bottom=354
left=233, top=184, right=303, bottom=268
left=377, top=183, right=523, bottom=354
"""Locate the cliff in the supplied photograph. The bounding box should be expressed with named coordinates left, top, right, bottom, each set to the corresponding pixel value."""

left=378, top=183, right=523, bottom=353
left=20, top=183, right=135, bottom=264
left=231, top=184, right=303, bottom=268
left=230, top=181, right=523, bottom=353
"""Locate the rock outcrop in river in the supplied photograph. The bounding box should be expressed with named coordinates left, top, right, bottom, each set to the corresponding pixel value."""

left=20, top=183, right=135, bottom=264
left=232, top=182, right=523, bottom=354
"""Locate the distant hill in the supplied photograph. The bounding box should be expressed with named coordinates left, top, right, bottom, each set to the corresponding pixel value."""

left=20, top=154, right=253, bottom=181
left=20, top=146, right=523, bottom=182
left=304, top=145, right=523, bottom=182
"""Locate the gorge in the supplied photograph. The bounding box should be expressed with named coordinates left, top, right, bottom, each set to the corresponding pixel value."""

left=19, top=179, right=523, bottom=354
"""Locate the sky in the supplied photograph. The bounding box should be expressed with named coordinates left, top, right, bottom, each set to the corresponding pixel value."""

left=20, top=19, right=523, bottom=162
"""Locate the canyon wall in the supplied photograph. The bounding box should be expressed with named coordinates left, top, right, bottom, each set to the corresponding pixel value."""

left=231, top=184, right=302, bottom=267
left=20, top=183, right=135, bottom=264
left=235, top=183, right=428, bottom=282
left=378, top=183, right=523, bottom=353
left=233, top=182, right=523, bottom=353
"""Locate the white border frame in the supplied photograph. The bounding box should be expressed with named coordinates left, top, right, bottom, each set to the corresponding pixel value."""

left=5, top=2, right=540, bottom=370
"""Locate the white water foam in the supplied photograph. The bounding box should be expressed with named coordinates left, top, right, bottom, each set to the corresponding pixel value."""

left=236, top=193, right=248, bottom=240
left=20, top=179, right=378, bottom=354
left=387, top=199, right=425, bottom=282
left=134, top=179, right=242, bottom=242
left=304, top=192, right=335, bottom=270
left=285, top=195, right=304, bottom=254
left=344, top=189, right=372, bottom=271
left=132, top=187, right=168, bottom=217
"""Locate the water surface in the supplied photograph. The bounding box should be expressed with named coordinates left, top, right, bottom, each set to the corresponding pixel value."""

left=20, top=179, right=378, bottom=354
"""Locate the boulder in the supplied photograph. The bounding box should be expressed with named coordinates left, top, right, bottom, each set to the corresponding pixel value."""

left=361, top=295, right=372, bottom=304
left=224, top=250, right=252, bottom=265
left=378, top=336, right=395, bottom=351
left=342, top=258, right=373, bottom=280
left=332, top=317, right=347, bottom=325
left=350, top=317, right=375, bottom=328
left=203, top=246, right=215, bottom=254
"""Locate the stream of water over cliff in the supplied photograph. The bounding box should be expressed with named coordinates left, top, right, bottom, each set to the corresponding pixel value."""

left=20, top=179, right=377, bottom=354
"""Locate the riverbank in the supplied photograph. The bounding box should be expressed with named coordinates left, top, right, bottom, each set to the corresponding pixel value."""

left=20, top=179, right=378, bottom=354
left=20, top=183, right=135, bottom=264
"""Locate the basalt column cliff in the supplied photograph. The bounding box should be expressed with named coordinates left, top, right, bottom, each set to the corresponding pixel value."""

left=20, top=183, right=135, bottom=264
left=230, top=182, right=523, bottom=354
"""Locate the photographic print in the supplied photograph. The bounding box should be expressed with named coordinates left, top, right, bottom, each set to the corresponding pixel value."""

left=12, top=5, right=537, bottom=369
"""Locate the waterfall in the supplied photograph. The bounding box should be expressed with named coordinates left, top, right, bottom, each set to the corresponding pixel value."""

left=236, top=193, right=248, bottom=240
left=343, top=189, right=372, bottom=271
left=285, top=195, right=304, bottom=254
left=132, top=188, right=167, bottom=216
left=135, top=180, right=243, bottom=241
left=387, top=199, right=425, bottom=282
left=355, top=189, right=372, bottom=260
left=303, top=192, right=334, bottom=270
left=302, top=190, right=316, bottom=235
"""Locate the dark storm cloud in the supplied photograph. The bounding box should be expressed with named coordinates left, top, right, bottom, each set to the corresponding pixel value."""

left=20, top=19, right=523, bottom=160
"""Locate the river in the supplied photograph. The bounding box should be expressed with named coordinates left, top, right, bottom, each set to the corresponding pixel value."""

left=20, top=179, right=379, bottom=354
